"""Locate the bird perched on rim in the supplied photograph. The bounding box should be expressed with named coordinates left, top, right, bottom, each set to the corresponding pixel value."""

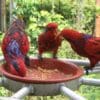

left=38, top=22, right=62, bottom=60
left=60, top=28, right=100, bottom=74
left=1, top=19, right=30, bottom=76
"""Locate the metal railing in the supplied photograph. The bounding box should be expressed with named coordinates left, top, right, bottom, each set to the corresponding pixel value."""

left=0, top=56, right=100, bottom=100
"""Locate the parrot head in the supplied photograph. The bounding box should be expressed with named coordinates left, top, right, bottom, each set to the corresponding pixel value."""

left=60, top=29, right=82, bottom=41
left=7, top=19, right=25, bottom=35
left=9, top=58, right=27, bottom=77
left=45, top=22, right=58, bottom=32
left=12, top=19, right=25, bottom=29
left=46, top=22, right=58, bottom=29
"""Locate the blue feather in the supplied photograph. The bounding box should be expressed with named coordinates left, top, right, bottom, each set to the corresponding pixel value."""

left=7, top=39, right=23, bottom=58
left=83, top=34, right=92, bottom=40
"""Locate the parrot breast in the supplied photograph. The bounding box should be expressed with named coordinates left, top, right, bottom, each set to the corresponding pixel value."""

left=6, top=39, right=23, bottom=58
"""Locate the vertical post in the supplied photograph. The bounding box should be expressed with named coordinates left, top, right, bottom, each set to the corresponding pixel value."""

left=10, top=0, right=16, bottom=24
left=0, top=78, right=3, bottom=86
left=58, top=0, right=61, bottom=12
left=0, top=0, right=1, bottom=31
left=51, top=0, right=55, bottom=14
left=0, top=0, right=6, bottom=32
left=40, top=0, right=43, bottom=10
left=95, top=0, right=100, bottom=37
left=91, top=2, right=96, bottom=35
left=76, top=0, right=84, bottom=31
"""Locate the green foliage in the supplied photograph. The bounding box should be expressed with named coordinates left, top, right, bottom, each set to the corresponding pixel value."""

left=0, top=87, right=7, bottom=96
left=12, top=0, right=96, bottom=56
left=0, top=33, right=4, bottom=55
left=96, top=6, right=100, bottom=15
left=1, top=0, right=99, bottom=99
left=77, top=74, right=100, bottom=100
left=0, top=83, right=10, bottom=96
left=58, top=41, right=84, bottom=59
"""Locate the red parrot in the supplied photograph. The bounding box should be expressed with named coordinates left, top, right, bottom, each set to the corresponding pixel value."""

left=38, top=22, right=62, bottom=60
left=1, top=19, right=30, bottom=76
left=60, top=28, right=100, bottom=74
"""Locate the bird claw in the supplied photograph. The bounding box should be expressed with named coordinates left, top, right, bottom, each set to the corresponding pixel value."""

left=53, top=56, right=57, bottom=59
left=84, top=66, right=90, bottom=75
left=38, top=55, right=43, bottom=61
left=25, top=56, right=30, bottom=66
left=52, top=55, right=57, bottom=59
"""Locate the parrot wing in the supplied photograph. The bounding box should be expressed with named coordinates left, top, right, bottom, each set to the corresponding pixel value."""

left=19, top=34, right=29, bottom=55
left=6, top=39, right=23, bottom=59
left=2, top=34, right=22, bottom=61
left=85, top=38, right=100, bottom=56
left=2, top=35, right=10, bottom=54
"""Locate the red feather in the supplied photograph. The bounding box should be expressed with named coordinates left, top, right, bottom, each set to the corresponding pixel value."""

left=1, top=19, right=29, bottom=76
left=61, top=28, right=100, bottom=70
left=38, top=22, right=62, bottom=58
left=2, top=32, right=29, bottom=56
left=9, top=58, right=27, bottom=77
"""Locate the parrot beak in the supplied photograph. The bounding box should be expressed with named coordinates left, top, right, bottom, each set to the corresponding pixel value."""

left=44, top=28, right=48, bottom=32
left=24, top=55, right=30, bottom=66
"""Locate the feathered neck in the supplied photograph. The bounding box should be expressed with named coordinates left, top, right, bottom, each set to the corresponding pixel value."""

left=61, top=29, right=83, bottom=42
